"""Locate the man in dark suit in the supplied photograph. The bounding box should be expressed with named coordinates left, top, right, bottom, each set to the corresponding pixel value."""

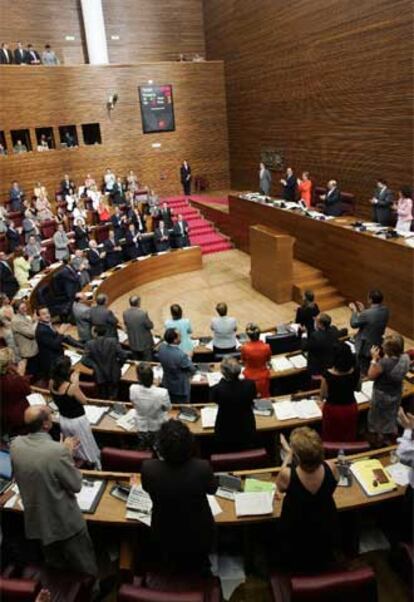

left=122, top=295, right=154, bottom=361
left=54, top=260, right=81, bottom=313
left=83, top=325, right=129, bottom=399
left=0, top=252, right=19, bottom=299
left=154, top=220, right=171, bottom=252
left=90, top=293, right=118, bottom=338
left=13, top=42, right=27, bottom=65
left=74, top=220, right=90, bottom=250
left=6, top=221, right=21, bottom=252
left=180, top=160, right=192, bottom=196
left=320, top=180, right=342, bottom=216
left=35, top=306, right=66, bottom=377
left=103, top=230, right=123, bottom=269
left=60, top=174, right=75, bottom=196
left=87, top=240, right=105, bottom=277
left=0, top=43, right=14, bottom=64
left=141, top=420, right=217, bottom=573
left=9, top=181, right=24, bottom=212
left=173, top=214, right=190, bottom=248
left=111, top=177, right=126, bottom=206
left=349, top=289, right=389, bottom=374
left=111, top=207, right=125, bottom=242
left=157, top=202, right=173, bottom=229
left=280, top=167, right=297, bottom=201
left=158, top=328, right=196, bottom=403
left=26, top=44, right=41, bottom=64
left=301, top=313, right=339, bottom=376
left=370, top=179, right=393, bottom=226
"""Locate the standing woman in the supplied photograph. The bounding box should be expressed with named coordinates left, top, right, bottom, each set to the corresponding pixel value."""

left=49, top=356, right=101, bottom=468
left=164, top=303, right=193, bottom=356
left=259, top=162, right=272, bottom=196
left=180, top=160, right=192, bottom=196
left=241, top=323, right=271, bottom=398
left=13, top=247, right=31, bottom=288
left=394, top=186, right=413, bottom=232
left=367, top=334, right=410, bottom=447
left=53, top=224, right=70, bottom=261
left=297, top=171, right=312, bottom=208
left=319, top=343, right=360, bottom=442
left=295, top=290, right=320, bottom=335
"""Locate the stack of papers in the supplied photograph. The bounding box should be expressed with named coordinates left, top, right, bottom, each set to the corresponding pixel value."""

left=201, top=406, right=218, bottom=428
left=126, top=485, right=152, bottom=526
left=64, top=349, right=82, bottom=366
left=234, top=491, right=274, bottom=517
left=76, top=479, right=104, bottom=512
left=271, top=354, right=307, bottom=372
left=273, top=399, right=322, bottom=421
left=26, top=393, right=47, bottom=406
left=206, top=372, right=222, bottom=387
left=116, top=409, right=137, bottom=431
left=84, top=405, right=109, bottom=425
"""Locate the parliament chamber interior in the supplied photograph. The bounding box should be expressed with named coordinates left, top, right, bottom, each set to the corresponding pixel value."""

left=0, top=1, right=413, bottom=601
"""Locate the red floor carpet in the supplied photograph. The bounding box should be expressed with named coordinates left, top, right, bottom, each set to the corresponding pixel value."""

left=163, top=196, right=232, bottom=255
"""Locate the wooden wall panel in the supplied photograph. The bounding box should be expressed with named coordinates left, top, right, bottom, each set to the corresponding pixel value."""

left=103, top=0, right=205, bottom=63
left=203, top=0, right=414, bottom=217
left=0, top=63, right=230, bottom=198
left=0, top=0, right=86, bottom=64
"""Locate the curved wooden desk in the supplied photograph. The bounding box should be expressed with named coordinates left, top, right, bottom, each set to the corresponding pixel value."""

left=84, top=246, right=202, bottom=305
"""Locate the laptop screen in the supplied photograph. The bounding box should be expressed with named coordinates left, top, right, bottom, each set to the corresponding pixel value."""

left=0, top=450, right=12, bottom=479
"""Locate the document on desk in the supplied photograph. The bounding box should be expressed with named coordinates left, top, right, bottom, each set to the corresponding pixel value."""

left=234, top=491, right=274, bottom=517
left=126, top=485, right=152, bottom=526
left=355, top=391, right=370, bottom=404
left=117, top=329, right=128, bottom=343
left=201, top=406, right=218, bottom=428
left=259, top=331, right=273, bottom=342
left=64, top=349, right=82, bottom=366
left=121, top=363, right=130, bottom=376
left=271, top=356, right=293, bottom=372
left=84, top=405, right=109, bottom=425
left=288, top=354, right=307, bottom=369
left=361, top=380, right=374, bottom=398
left=206, top=372, right=222, bottom=387
left=26, top=393, right=47, bottom=406
left=116, top=409, right=137, bottom=431
left=207, top=495, right=223, bottom=517
left=153, top=366, right=164, bottom=381
left=76, top=479, right=105, bottom=513
left=350, top=459, right=396, bottom=497
left=273, top=401, right=298, bottom=421
left=294, top=399, right=322, bottom=419
left=385, top=462, right=410, bottom=487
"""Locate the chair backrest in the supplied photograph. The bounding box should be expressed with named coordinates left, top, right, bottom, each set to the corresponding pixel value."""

left=41, top=240, right=55, bottom=263
left=94, top=224, right=110, bottom=243
left=323, top=441, right=370, bottom=458
left=290, top=566, right=377, bottom=602
left=7, top=211, right=24, bottom=228
left=210, top=448, right=269, bottom=472
left=0, top=576, right=40, bottom=601
left=40, top=220, right=57, bottom=239
left=118, top=585, right=204, bottom=602
left=101, top=447, right=154, bottom=472
left=266, top=333, right=300, bottom=355
left=214, top=351, right=241, bottom=362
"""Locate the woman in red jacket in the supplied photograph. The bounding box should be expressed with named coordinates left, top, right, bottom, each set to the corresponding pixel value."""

left=241, top=323, right=272, bottom=398
left=297, top=171, right=312, bottom=208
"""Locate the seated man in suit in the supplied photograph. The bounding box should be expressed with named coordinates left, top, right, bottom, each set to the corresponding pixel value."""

left=0, top=42, right=13, bottom=64
left=103, top=230, right=123, bottom=269
left=319, top=180, right=342, bottom=216
left=9, top=181, right=24, bottom=212
left=6, top=221, right=21, bottom=253
left=14, top=41, right=27, bottom=65
left=154, top=220, right=171, bottom=252
left=173, top=214, right=190, bottom=248
left=90, top=293, right=119, bottom=338
left=0, top=251, right=19, bottom=299
left=301, top=313, right=339, bottom=376
left=370, top=178, right=393, bottom=226
left=349, top=289, right=389, bottom=374
left=87, top=239, right=105, bottom=277
left=26, top=44, right=41, bottom=64
left=158, top=328, right=197, bottom=403
left=157, top=202, right=174, bottom=228
left=280, top=167, right=296, bottom=201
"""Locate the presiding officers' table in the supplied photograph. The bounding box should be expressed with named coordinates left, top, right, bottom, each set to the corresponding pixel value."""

left=228, top=195, right=414, bottom=339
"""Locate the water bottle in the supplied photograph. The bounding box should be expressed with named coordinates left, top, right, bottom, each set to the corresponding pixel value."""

left=337, top=448, right=346, bottom=469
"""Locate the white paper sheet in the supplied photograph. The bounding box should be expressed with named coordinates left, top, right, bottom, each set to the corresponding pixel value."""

left=75, top=479, right=104, bottom=512
left=201, top=406, right=218, bottom=428
left=207, top=495, right=223, bottom=516
left=289, top=354, right=307, bottom=369
left=234, top=491, right=274, bottom=517
left=385, top=462, right=411, bottom=486
left=26, top=393, right=47, bottom=406
left=117, top=329, right=128, bottom=343
left=206, top=372, right=222, bottom=387
left=121, top=363, right=130, bottom=376
left=84, top=405, right=109, bottom=425
left=64, top=349, right=82, bottom=366
left=361, top=380, right=374, bottom=398
left=355, top=391, right=369, bottom=404
left=271, top=356, right=293, bottom=372
left=294, top=399, right=322, bottom=419
left=273, top=401, right=298, bottom=421
left=116, top=409, right=137, bottom=431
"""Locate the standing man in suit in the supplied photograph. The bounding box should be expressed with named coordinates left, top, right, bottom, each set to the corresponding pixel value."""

left=158, top=202, right=173, bottom=229
left=320, top=180, right=342, bottom=216
left=301, top=313, right=339, bottom=376
left=35, top=306, right=66, bottom=377
left=180, top=160, right=192, bottom=196
left=370, top=179, right=393, bottom=226
left=103, top=230, right=123, bottom=268
left=12, top=299, right=39, bottom=375
left=90, top=293, right=118, bottom=338
left=26, top=44, right=41, bottom=64
left=56, top=260, right=81, bottom=309
left=14, top=41, right=27, bottom=64
left=10, top=405, right=97, bottom=576
left=158, top=328, right=196, bottom=403
left=72, top=293, right=92, bottom=343
left=111, top=177, right=126, bottom=206
left=87, top=239, right=105, bottom=277
left=0, top=43, right=14, bottom=64
left=280, top=167, right=296, bottom=201
left=0, top=252, right=19, bottom=299
left=259, top=162, right=272, bottom=196
left=123, top=296, right=154, bottom=361
left=154, top=220, right=171, bottom=252
left=173, top=214, right=190, bottom=248
left=9, top=181, right=24, bottom=212
left=349, top=289, right=389, bottom=374
left=6, top=221, right=21, bottom=253
left=60, top=174, right=75, bottom=196
left=111, top=207, right=125, bottom=242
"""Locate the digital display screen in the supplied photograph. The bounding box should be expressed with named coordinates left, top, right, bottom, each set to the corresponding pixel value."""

left=138, top=84, right=175, bottom=134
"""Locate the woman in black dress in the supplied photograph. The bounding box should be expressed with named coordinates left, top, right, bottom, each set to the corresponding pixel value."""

left=276, top=427, right=339, bottom=572
left=295, top=290, right=320, bottom=335
left=211, top=357, right=257, bottom=452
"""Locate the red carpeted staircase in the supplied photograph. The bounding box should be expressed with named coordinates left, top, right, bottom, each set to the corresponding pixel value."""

left=163, top=196, right=233, bottom=255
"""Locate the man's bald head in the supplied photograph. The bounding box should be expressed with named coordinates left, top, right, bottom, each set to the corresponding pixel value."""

left=24, top=406, right=52, bottom=433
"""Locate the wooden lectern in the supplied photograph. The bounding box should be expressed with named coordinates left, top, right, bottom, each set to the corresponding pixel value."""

left=250, top=225, right=295, bottom=303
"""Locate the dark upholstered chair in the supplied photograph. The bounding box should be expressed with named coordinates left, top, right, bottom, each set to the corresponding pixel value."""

left=270, top=566, right=377, bottom=602
left=0, top=576, right=40, bottom=601
left=40, top=219, right=57, bottom=240
left=323, top=441, right=370, bottom=458
left=118, top=574, right=221, bottom=602
left=210, top=448, right=269, bottom=472
left=101, top=447, right=154, bottom=472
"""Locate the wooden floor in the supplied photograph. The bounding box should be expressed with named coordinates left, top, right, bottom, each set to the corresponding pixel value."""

left=110, top=249, right=414, bottom=347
